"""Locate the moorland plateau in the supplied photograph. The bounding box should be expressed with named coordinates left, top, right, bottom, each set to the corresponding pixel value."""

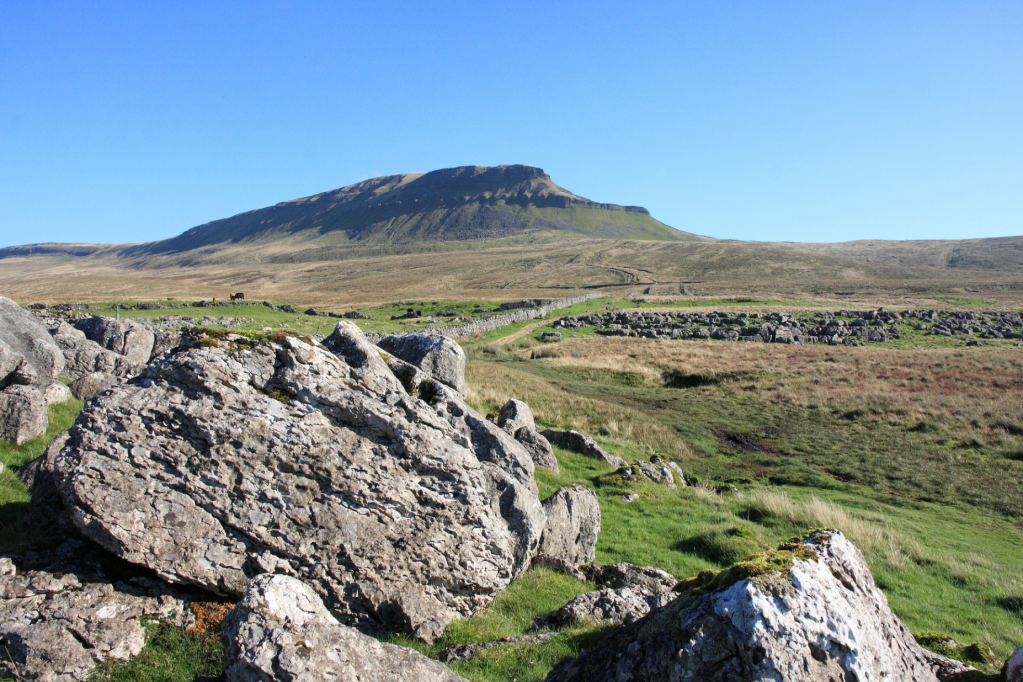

left=1, top=165, right=1022, bottom=681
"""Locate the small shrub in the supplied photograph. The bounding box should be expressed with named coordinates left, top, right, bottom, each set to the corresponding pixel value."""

left=197, top=337, right=219, bottom=348
left=188, top=601, right=234, bottom=635
left=267, top=389, right=292, bottom=405
left=531, top=347, right=562, bottom=360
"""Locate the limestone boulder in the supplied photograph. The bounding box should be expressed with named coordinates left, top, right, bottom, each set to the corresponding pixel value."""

left=0, top=539, right=193, bottom=682
left=541, top=429, right=628, bottom=469
left=584, top=562, right=677, bottom=595
left=498, top=398, right=536, bottom=434
left=47, top=322, right=545, bottom=642
left=378, top=333, right=466, bottom=396
left=0, top=385, right=48, bottom=444
left=0, top=296, right=65, bottom=386
left=70, top=372, right=119, bottom=401
left=222, top=574, right=467, bottom=682
left=74, top=316, right=155, bottom=365
left=1006, top=645, right=1023, bottom=682
left=150, top=329, right=184, bottom=361
left=535, top=486, right=600, bottom=578
left=545, top=530, right=972, bottom=682
left=43, top=381, right=75, bottom=406
left=53, top=332, right=143, bottom=380
left=535, top=587, right=672, bottom=629
left=498, top=399, right=558, bottom=472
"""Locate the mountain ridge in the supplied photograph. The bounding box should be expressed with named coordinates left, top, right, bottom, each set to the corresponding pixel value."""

left=118, top=164, right=698, bottom=257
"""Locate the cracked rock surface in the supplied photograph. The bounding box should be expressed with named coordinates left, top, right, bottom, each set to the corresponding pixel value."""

left=47, top=322, right=546, bottom=642
left=0, top=539, right=193, bottom=682
left=222, top=574, right=467, bottom=682
left=545, top=530, right=974, bottom=682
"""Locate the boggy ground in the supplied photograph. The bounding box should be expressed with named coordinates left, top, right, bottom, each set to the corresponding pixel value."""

left=2, top=312, right=1022, bottom=681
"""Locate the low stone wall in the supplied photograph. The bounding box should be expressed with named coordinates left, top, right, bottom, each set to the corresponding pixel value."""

left=435, top=293, right=605, bottom=338
left=368, top=293, right=606, bottom=341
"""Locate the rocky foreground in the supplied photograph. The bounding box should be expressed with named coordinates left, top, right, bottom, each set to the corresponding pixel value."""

left=0, top=296, right=1020, bottom=680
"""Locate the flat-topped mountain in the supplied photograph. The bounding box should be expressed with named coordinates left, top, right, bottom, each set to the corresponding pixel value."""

left=125, top=164, right=700, bottom=256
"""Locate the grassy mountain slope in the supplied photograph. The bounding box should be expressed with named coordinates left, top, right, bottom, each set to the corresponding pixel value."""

left=780, top=236, right=1023, bottom=273
left=119, top=165, right=698, bottom=258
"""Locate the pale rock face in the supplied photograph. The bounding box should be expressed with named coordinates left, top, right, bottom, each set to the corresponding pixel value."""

left=377, top=333, right=466, bottom=396
left=498, top=399, right=558, bottom=472
left=535, top=587, right=674, bottom=629
left=69, top=371, right=119, bottom=401
left=44, top=380, right=75, bottom=406
left=585, top=562, right=677, bottom=594
left=222, top=574, right=468, bottom=682
left=0, top=297, right=66, bottom=386
left=0, top=385, right=48, bottom=444
left=53, top=332, right=143, bottom=380
left=546, top=530, right=973, bottom=682
left=46, top=323, right=546, bottom=642
left=498, top=398, right=536, bottom=433
left=535, top=486, right=600, bottom=577
left=74, top=316, right=155, bottom=365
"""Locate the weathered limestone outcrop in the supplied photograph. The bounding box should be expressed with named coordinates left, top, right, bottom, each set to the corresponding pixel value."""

left=0, top=539, right=193, bottom=682
left=498, top=399, right=558, bottom=472
left=535, top=588, right=673, bottom=629
left=545, top=530, right=973, bottom=682
left=222, top=574, right=467, bottom=682
left=0, top=296, right=66, bottom=387
left=0, top=385, right=48, bottom=444
left=541, top=429, right=628, bottom=469
left=74, top=316, right=155, bottom=365
left=534, top=486, right=600, bottom=578
left=43, top=380, right=74, bottom=406
left=52, top=327, right=142, bottom=380
left=583, top=562, right=677, bottom=595
left=69, top=371, right=118, bottom=401
left=378, top=333, right=466, bottom=396
left=45, top=322, right=545, bottom=642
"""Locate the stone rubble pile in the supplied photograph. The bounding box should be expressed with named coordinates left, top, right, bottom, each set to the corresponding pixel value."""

left=553, top=307, right=1023, bottom=345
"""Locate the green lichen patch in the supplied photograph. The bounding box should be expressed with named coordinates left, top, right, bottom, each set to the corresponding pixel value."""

left=673, top=537, right=819, bottom=596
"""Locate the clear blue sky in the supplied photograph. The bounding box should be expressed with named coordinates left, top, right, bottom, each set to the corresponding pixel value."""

left=1, top=1, right=1020, bottom=247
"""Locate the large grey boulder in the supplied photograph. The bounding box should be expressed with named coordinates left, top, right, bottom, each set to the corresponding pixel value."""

left=52, top=332, right=142, bottom=380
left=222, top=574, right=467, bottom=682
left=541, top=429, right=628, bottom=469
left=499, top=399, right=558, bottom=472
left=1007, top=645, right=1023, bottom=682
left=74, top=316, right=155, bottom=365
left=584, top=562, right=676, bottom=595
left=150, top=328, right=183, bottom=361
left=47, top=322, right=545, bottom=642
left=535, top=587, right=672, bottom=629
left=0, top=385, right=48, bottom=444
left=69, top=371, right=118, bottom=401
left=0, top=296, right=65, bottom=387
left=535, top=486, right=600, bottom=578
left=430, top=384, right=540, bottom=496
left=545, top=530, right=972, bottom=682
left=0, top=539, right=193, bottom=682
left=43, top=380, right=75, bottom=406
left=378, top=333, right=466, bottom=396
left=498, top=398, right=537, bottom=434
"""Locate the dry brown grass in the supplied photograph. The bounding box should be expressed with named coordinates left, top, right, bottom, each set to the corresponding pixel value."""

left=542, top=336, right=1023, bottom=452
left=465, top=359, right=692, bottom=459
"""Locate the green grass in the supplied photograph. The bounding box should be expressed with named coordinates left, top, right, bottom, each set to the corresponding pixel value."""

left=90, top=623, right=223, bottom=681
left=0, top=398, right=82, bottom=554
left=926, top=296, right=996, bottom=306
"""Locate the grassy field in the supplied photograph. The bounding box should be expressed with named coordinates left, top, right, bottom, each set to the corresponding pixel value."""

left=3, top=311, right=1023, bottom=680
